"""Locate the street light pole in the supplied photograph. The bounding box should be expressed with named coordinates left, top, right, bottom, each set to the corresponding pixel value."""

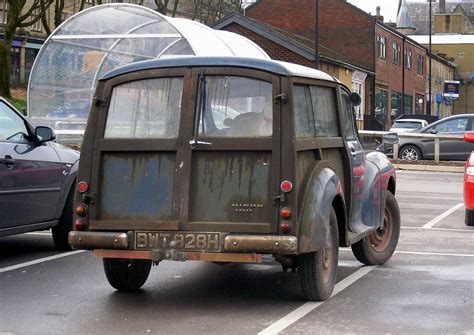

left=428, top=0, right=432, bottom=115
left=315, top=0, right=320, bottom=70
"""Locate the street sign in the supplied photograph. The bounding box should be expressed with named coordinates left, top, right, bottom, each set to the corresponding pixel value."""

left=443, top=80, right=460, bottom=99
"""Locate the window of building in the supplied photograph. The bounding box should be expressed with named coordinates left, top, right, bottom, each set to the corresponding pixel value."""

left=404, top=95, right=413, bottom=115
left=377, top=35, right=386, bottom=59
left=352, top=81, right=364, bottom=121
left=417, top=54, right=424, bottom=75
left=31, top=9, right=42, bottom=31
left=0, top=0, right=8, bottom=24
left=85, top=0, right=94, bottom=4
left=391, top=92, right=402, bottom=120
left=404, top=49, right=412, bottom=70
left=415, top=94, right=424, bottom=114
left=375, top=89, right=388, bottom=127
left=392, top=42, right=400, bottom=65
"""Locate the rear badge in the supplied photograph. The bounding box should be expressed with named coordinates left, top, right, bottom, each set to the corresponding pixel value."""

left=232, top=203, right=264, bottom=212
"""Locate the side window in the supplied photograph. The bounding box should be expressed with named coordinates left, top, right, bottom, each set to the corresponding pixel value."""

left=432, top=118, right=468, bottom=133
left=0, top=101, right=29, bottom=143
left=293, top=84, right=339, bottom=138
left=341, top=90, right=357, bottom=141
left=104, top=77, right=183, bottom=139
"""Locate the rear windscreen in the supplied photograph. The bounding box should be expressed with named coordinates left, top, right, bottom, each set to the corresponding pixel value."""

left=104, top=77, right=183, bottom=138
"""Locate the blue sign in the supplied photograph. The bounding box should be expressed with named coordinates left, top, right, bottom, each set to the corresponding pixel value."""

left=443, top=80, right=460, bottom=99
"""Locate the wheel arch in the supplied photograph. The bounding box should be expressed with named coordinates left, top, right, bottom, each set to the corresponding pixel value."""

left=332, top=194, right=349, bottom=247
left=297, top=161, right=346, bottom=253
left=399, top=143, right=424, bottom=160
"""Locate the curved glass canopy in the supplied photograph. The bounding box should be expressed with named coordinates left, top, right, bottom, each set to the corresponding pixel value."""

left=28, top=4, right=269, bottom=134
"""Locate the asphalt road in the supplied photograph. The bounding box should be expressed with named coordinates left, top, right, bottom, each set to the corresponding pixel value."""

left=1, top=171, right=473, bottom=334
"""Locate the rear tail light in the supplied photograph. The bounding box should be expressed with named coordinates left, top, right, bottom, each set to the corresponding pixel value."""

left=280, top=207, right=292, bottom=219
left=76, top=205, right=87, bottom=217
left=280, top=181, right=293, bottom=193
left=77, top=181, right=88, bottom=193
left=75, top=219, right=86, bottom=231
left=280, top=221, right=292, bottom=234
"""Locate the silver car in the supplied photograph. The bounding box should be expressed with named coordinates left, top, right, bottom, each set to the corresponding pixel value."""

left=396, top=114, right=474, bottom=161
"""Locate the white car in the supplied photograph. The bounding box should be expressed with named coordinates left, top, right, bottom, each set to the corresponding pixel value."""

left=389, top=119, right=429, bottom=133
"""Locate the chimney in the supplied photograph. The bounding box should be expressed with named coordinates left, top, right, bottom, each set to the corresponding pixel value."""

left=439, top=0, right=446, bottom=14
left=375, top=6, right=384, bottom=22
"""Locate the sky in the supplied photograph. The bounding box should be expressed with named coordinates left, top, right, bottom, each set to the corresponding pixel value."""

left=347, top=0, right=400, bottom=23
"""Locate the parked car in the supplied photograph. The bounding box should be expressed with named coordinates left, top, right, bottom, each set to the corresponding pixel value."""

left=46, top=99, right=90, bottom=119
left=69, top=57, right=401, bottom=301
left=0, top=97, right=80, bottom=250
left=386, top=114, right=474, bottom=161
left=389, top=119, right=428, bottom=133
left=463, top=132, right=474, bottom=226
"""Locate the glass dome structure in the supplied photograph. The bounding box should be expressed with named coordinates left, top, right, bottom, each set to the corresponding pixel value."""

left=28, top=4, right=269, bottom=135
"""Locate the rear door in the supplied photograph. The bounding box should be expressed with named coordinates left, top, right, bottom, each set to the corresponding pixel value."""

left=183, top=69, right=281, bottom=234
left=86, top=68, right=280, bottom=235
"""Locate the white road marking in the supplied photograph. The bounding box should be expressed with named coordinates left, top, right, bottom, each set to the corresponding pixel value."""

left=402, top=226, right=474, bottom=233
left=422, top=203, right=464, bottom=229
left=258, top=266, right=376, bottom=335
left=395, top=250, right=474, bottom=258
left=24, top=231, right=52, bottom=236
left=0, top=250, right=86, bottom=274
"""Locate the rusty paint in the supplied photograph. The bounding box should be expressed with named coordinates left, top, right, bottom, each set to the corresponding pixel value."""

left=69, top=231, right=128, bottom=250
left=224, top=235, right=297, bottom=254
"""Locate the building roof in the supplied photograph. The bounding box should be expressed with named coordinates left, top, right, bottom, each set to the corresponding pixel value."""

left=100, top=56, right=338, bottom=83
left=397, top=0, right=416, bottom=29
left=404, top=1, right=474, bottom=35
left=212, top=13, right=373, bottom=74
left=409, top=34, right=474, bottom=44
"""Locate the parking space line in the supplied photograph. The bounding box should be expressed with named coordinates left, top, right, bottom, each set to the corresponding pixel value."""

left=0, top=250, right=86, bottom=274
left=258, top=266, right=376, bottom=335
left=395, top=250, right=474, bottom=258
left=402, top=226, right=474, bottom=233
left=422, top=203, right=464, bottom=229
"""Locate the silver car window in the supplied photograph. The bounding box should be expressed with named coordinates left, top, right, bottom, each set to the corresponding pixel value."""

left=0, top=101, right=29, bottom=143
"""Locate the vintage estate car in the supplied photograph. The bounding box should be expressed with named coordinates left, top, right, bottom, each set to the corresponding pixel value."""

left=68, top=57, right=400, bottom=301
left=0, top=97, right=79, bottom=250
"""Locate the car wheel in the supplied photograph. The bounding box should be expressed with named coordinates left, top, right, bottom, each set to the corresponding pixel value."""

left=465, top=209, right=474, bottom=226
left=298, top=208, right=338, bottom=301
left=399, top=145, right=422, bottom=161
left=103, top=258, right=152, bottom=291
left=351, top=192, right=400, bottom=265
left=52, top=186, right=74, bottom=251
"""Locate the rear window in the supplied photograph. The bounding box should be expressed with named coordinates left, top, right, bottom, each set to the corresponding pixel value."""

left=392, top=121, right=423, bottom=129
left=196, top=76, right=272, bottom=137
left=104, top=77, right=183, bottom=138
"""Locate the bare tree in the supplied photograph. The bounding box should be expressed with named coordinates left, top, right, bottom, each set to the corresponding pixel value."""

left=0, top=0, right=54, bottom=98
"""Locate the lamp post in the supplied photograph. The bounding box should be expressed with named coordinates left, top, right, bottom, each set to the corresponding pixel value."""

left=315, top=0, right=320, bottom=70
left=428, top=0, right=432, bottom=115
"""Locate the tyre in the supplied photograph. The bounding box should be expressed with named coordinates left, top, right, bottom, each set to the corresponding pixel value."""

left=399, top=145, right=422, bottom=161
left=299, top=208, right=339, bottom=301
left=52, top=186, right=74, bottom=251
left=465, top=209, right=474, bottom=226
left=103, top=258, right=152, bottom=291
left=351, top=192, right=400, bottom=265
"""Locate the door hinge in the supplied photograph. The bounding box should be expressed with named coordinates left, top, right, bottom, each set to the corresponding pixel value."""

left=94, top=96, right=107, bottom=107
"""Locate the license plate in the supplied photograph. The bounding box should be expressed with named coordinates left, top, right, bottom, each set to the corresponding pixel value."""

left=135, top=231, right=221, bottom=252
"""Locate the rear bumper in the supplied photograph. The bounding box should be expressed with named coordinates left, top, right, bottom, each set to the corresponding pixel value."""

left=68, top=231, right=298, bottom=255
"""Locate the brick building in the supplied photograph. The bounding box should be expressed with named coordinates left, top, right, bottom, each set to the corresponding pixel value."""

left=226, top=0, right=436, bottom=130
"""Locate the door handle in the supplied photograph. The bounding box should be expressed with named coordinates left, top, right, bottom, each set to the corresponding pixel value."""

left=0, top=155, right=15, bottom=166
left=189, top=139, right=212, bottom=149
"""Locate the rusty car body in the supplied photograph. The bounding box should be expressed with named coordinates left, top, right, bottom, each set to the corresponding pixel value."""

left=69, top=57, right=400, bottom=301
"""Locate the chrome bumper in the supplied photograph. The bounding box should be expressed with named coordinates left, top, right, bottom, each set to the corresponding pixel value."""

left=68, top=231, right=298, bottom=254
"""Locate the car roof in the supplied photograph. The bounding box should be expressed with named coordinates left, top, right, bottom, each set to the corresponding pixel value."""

left=100, top=56, right=339, bottom=83
left=393, top=119, right=426, bottom=123
left=419, top=113, right=474, bottom=131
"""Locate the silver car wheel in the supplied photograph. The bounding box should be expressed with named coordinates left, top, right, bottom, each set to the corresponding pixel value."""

left=401, top=147, right=419, bottom=161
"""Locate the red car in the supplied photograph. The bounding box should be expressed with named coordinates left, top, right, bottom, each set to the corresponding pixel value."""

left=464, top=132, right=474, bottom=226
